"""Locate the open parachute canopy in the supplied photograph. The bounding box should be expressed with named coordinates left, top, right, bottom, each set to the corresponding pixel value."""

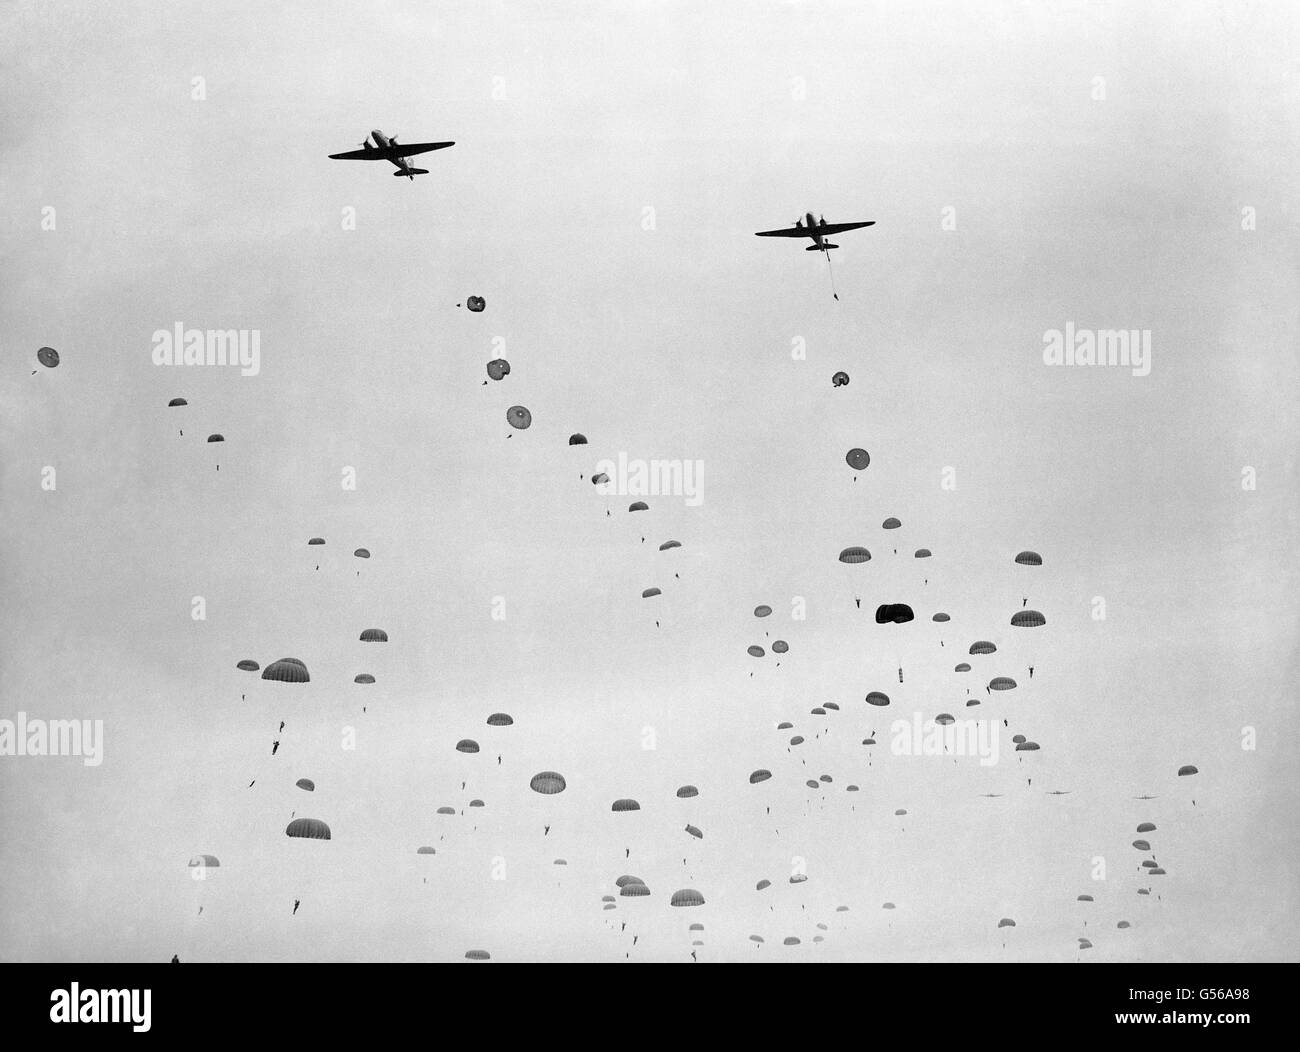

left=839, top=546, right=871, bottom=564
left=466, top=295, right=486, bottom=312
left=507, top=405, right=532, bottom=430
left=845, top=448, right=870, bottom=471
left=285, top=818, right=331, bottom=840
left=37, top=346, right=60, bottom=368
left=262, top=658, right=309, bottom=683
left=530, top=771, right=567, bottom=795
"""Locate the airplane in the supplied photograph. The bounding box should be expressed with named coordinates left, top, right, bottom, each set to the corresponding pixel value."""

left=329, top=129, right=455, bottom=180
left=754, top=212, right=875, bottom=252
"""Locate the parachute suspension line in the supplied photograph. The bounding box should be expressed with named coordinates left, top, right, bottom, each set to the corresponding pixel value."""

left=824, top=247, right=839, bottom=301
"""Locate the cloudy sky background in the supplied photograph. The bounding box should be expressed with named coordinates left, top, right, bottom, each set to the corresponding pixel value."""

left=2, top=0, right=1297, bottom=961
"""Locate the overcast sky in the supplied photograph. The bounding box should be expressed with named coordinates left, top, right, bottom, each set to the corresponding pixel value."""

left=2, top=0, right=1297, bottom=961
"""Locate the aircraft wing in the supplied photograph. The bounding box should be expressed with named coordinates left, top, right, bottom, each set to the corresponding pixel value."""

left=391, top=141, right=456, bottom=156
left=329, top=148, right=382, bottom=160
left=816, top=220, right=875, bottom=235
left=754, top=226, right=813, bottom=237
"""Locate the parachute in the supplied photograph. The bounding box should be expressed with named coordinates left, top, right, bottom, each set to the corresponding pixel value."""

left=486, top=359, right=510, bottom=381
left=359, top=629, right=388, bottom=642
left=614, top=876, right=645, bottom=888
left=875, top=603, right=914, bottom=624
left=756, top=879, right=772, bottom=891
left=354, top=548, right=370, bottom=559
left=839, top=546, right=871, bottom=564
left=437, top=806, right=456, bottom=815
left=1136, top=822, right=1156, bottom=833
left=295, top=778, right=315, bottom=792
left=811, top=707, right=826, bottom=716
left=188, top=854, right=220, bottom=868
left=1015, top=741, right=1040, bottom=752
left=969, top=641, right=997, bottom=655
left=620, top=883, right=650, bottom=897
left=1178, top=765, right=1198, bottom=776
left=529, top=771, right=566, bottom=795
left=285, top=818, right=331, bottom=840
left=749, top=769, right=772, bottom=784
left=914, top=548, right=932, bottom=558
left=659, top=540, right=681, bottom=551
left=262, top=658, right=309, bottom=683
left=845, top=448, right=870, bottom=471
left=685, top=824, right=703, bottom=839
left=456, top=739, right=480, bottom=754
left=670, top=889, right=705, bottom=907
left=37, top=346, right=60, bottom=368
left=470, top=800, right=484, bottom=808
left=354, top=674, right=375, bottom=684
left=236, top=660, right=259, bottom=671
left=1117, top=921, right=1131, bottom=930
left=776, top=722, right=793, bottom=729
left=1015, top=551, right=1043, bottom=566
left=824, top=701, right=838, bottom=710
left=642, top=588, right=662, bottom=598
left=464, top=949, right=491, bottom=960
left=747, top=645, right=765, bottom=657
left=882, top=517, right=901, bottom=530
left=168, top=397, right=187, bottom=407
left=676, top=785, right=699, bottom=798
left=416, top=846, right=436, bottom=855
left=1132, top=840, right=1151, bottom=851
left=932, top=613, right=950, bottom=622
left=591, top=473, right=609, bottom=485
left=568, top=433, right=587, bottom=445
left=783, top=937, right=801, bottom=946
left=754, top=605, right=772, bottom=618
left=750, top=934, right=765, bottom=943
left=628, top=501, right=648, bottom=512
left=895, top=809, right=907, bottom=816
left=832, top=371, right=850, bottom=387
left=486, top=713, right=514, bottom=726
left=847, top=784, right=859, bottom=792
left=998, top=918, right=1016, bottom=928
left=1012, top=735, right=1026, bottom=744
left=790, top=874, right=807, bottom=884
left=308, top=538, right=325, bottom=546
left=1011, top=610, right=1046, bottom=627
left=466, top=296, right=486, bottom=312
left=507, top=405, right=532, bottom=430
left=790, top=736, right=805, bottom=745
left=935, top=714, right=955, bottom=726
left=954, top=663, right=971, bottom=672
left=989, top=677, right=1017, bottom=691
left=1077, top=895, right=1094, bottom=902
left=772, top=640, right=789, bottom=654
left=865, top=691, right=890, bottom=706
left=207, top=434, right=224, bottom=443
left=610, top=798, right=641, bottom=812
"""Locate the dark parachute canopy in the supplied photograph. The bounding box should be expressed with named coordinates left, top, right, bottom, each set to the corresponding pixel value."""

left=417, top=846, right=436, bottom=855
left=772, top=640, right=789, bottom=654
left=207, top=434, right=224, bottom=443
left=466, top=296, right=486, bottom=312
left=839, top=546, right=871, bottom=564
left=507, top=405, right=532, bottom=430
left=621, top=883, right=650, bottom=897
left=437, top=806, right=456, bottom=815
left=685, top=825, right=703, bottom=839
left=756, top=879, right=772, bottom=891
left=1178, top=765, right=1199, bottom=776
left=359, top=628, right=388, bottom=642
left=642, top=587, right=662, bottom=598
left=614, top=875, right=645, bottom=888
left=832, top=371, right=850, bottom=387
left=659, top=540, right=681, bottom=551
left=865, top=691, right=890, bottom=706
left=882, top=517, right=901, bottom=530
left=1015, top=741, right=1040, bottom=752
left=747, top=645, right=765, bottom=657
left=1015, top=551, right=1043, bottom=566
left=914, top=548, right=932, bottom=558
left=611, top=798, right=641, bottom=812
left=1136, top=822, right=1156, bottom=833
left=168, top=397, right=187, bottom=407
left=1011, top=610, right=1046, bottom=627
left=37, top=346, right=60, bottom=368
left=754, top=604, right=772, bottom=618
left=464, top=949, right=491, bottom=960
left=749, top=769, right=772, bottom=784
left=486, top=712, right=514, bottom=726
left=188, top=854, right=220, bottom=868
left=998, top=918, right=1016, bottom=928
left=354, top=674, right=375, bottom=684
left=486, top=359, right=510, bottom=381
left=308, top=537, right=325, bottom=546
left=295, top=778, right=315, bottom=791
left=954, top=662, right=971, bottom=672
left=932, top=612, right=950, bottom=622
left=670, top=889, right=705, bottom=907
left=875, top=604, right=914, bottom=624
left=262, top=658, right=309, bottom=683
left=969, top=641, right=997, bottom=655
left=591, top=472, right=609, bottom=485
left=628, top=501, right=648, bottom=512
left=236, top=659, right=259, bottom=671
left=530, top=771, right=567, bottom=795
left=470, top=799, right=484, bottom=808
left=989, top=677, right=1017, bottom=691
left=568, top=433, right=587, bottom=445
left=845, top=448, right=870, bottom=471
left=455, top=739, right=480, bottom=754
left=354, top=548, right=370, bottom=559
left=286, top=818, right=331, bottom=840
left=676, top=785, right=699, bottom=798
